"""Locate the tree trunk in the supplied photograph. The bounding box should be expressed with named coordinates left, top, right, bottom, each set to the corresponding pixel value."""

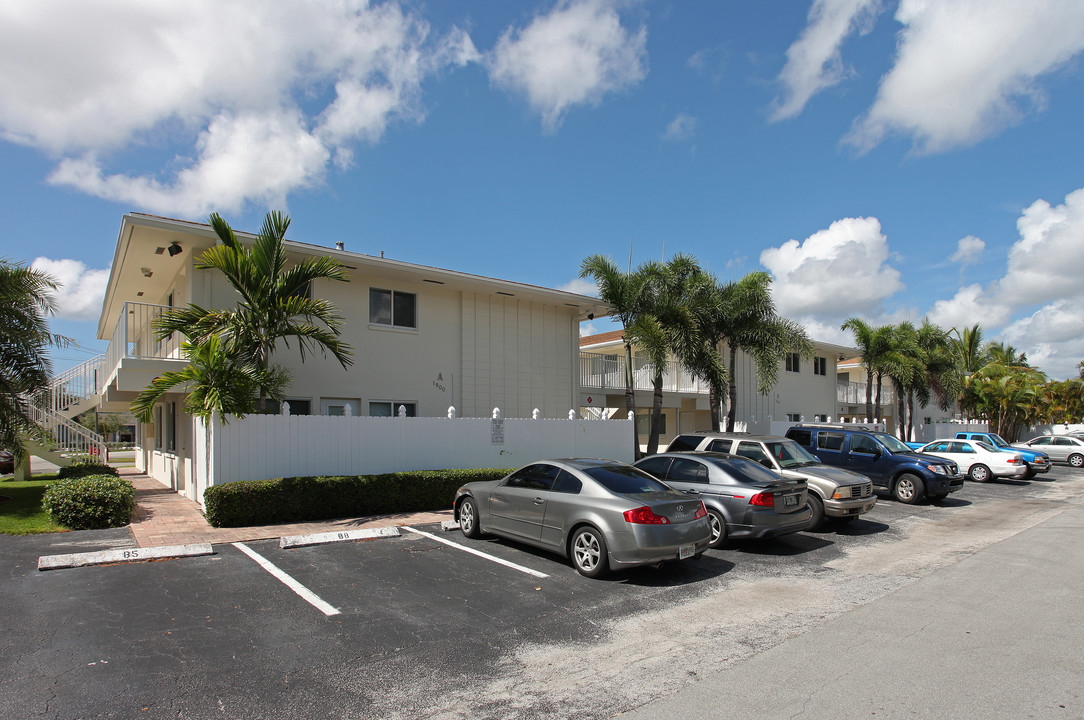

left=874, top=373, right=883, bottom=423
left=864, top=368, right=873, bottom=421
left=623, top=341, right=640, bottom=460
left=726, top=345, right=738, bottom=432
left=709, top=385, right=722, bottom=432
left=896, top=381, right=906, bottom=440
left=647, top=374, right=663, bottom=455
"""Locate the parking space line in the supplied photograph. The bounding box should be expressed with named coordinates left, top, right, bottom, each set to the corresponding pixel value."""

left=232, top=542, right=341, bottom=617
left=401, top=526, right=550, bottom=579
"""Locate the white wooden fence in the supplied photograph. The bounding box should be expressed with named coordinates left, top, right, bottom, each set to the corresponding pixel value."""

left=192, top=409, right=635, bottom=504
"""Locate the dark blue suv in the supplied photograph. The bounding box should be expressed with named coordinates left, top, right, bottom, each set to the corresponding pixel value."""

left=785, top=424, right=965, bottom=504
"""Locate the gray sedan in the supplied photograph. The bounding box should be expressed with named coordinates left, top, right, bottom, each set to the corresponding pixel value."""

left=1012, top=435, right=1084, bottom=467
left=635, top=452, right=811, bottom=548
left=453, top=458, right=712, bottom=578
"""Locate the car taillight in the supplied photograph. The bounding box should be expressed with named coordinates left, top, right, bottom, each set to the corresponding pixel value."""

left=749, top=492, right=775, bottom=507
left=623, top=506, right=671, bottom=524
left=694, top=501, right=707, bottom=519
left=1007, top=457, right=1019, bottom=464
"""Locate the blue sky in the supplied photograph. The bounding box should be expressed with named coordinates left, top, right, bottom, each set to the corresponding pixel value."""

left=2, top=0, right=1084, bottom=379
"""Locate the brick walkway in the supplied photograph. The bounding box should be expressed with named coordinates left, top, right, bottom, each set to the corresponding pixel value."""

left=122, top=468, right=453, bottom=548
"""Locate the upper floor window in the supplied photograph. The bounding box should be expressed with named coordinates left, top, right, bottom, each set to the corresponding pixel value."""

left=813, top=357, right=827, bottom=376
left=369, top=288, right=417, bottom=329
left=785, top=353, right=800, bottom=373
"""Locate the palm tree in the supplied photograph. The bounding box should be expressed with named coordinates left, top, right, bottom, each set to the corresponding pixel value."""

left=131, top=335, right=286, bottom=423
left=629, top=254, right=708, bottom=454
left=721, top=272, right=812, bottom=432
left=0, top=260, right=72, bottom=464
left=152, top=211, right=354, bottom=413
left=579, top=254, right=657, bottom=458
left=841, top=317, right=880, bottom=421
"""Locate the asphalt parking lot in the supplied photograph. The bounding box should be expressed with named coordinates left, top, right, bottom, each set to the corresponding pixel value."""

left=1, top=465, right=1081, bottom=720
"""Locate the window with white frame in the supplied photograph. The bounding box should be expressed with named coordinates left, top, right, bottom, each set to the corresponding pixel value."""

left=321, top=398, right=360, bottom=416
left=369, top=401, right=417, bottom=417
left=369, top=288, right=417, bottom=329
left=785, top=353, right=800, bottom=373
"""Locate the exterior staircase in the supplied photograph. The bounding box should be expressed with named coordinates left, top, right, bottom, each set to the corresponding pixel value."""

left=15, top=355, right=108, bottom=478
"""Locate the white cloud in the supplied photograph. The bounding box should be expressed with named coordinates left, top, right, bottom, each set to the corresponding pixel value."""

left=847, top=0, right=1084, bottom=153
left=760, top=216, right=904, bottom=319
left=771, top=0, right=883, bottom=121
left=0, top=0, right=476, bottom=214
left=559, top=277, right=599, bottom=296
left=662, top=114, right=697, bottom=141
left=488, top=0, right=647, bottom=131
left=996, top=188, right=1084, bottom=307
left=949, top=235, right=985, bottom=265
left=1000, top=300, right=1084, bottom=379
left=927, top=284, right=1011, bottom=332
left=31, top=257, right=110, bottom=322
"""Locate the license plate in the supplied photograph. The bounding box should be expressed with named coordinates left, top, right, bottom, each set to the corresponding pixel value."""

left=783, top=494, right=799, bottom=508
left=678, top=543, right=696, bottom=559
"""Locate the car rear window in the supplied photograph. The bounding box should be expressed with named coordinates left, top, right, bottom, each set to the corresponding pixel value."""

left=666, top=435, right=703, bottom=452
left=704, top=456, right=781, bottom=485
left=787, top=428, right=812, bottom=445
left=584, top=465, right=671, bottom=494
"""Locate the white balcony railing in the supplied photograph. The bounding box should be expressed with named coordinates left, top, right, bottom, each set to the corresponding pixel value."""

left=102, top=302, right=183, bottom=394
left=837, top=381, right=895, bottom=406
left=580, top=351, right=710, bottom=395
left=27, top=399, right=108, bottom=459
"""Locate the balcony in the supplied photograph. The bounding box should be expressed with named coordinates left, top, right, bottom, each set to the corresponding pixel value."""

left=580, top=351, right=710, bottom=395
left=837, top=381, right=895, bottom=406
left=99, top=302, right=187, bottom=402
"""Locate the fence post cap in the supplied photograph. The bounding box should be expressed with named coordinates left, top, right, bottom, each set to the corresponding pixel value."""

left=492, top=408, right=502, bottom=419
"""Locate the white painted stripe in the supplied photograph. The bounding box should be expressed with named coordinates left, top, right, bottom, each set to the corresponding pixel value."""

left=401, top=526, right=549, bottom=579
left=279, top=526, right=400, bottom=549
left=232, top=542, right=341, bottom=617
left=38, top=543, right=213, bottom=571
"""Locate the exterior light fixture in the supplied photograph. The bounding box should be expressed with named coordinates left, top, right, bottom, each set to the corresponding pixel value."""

left=168, top=242, right=182, bottom=257
left=140, top=267, right=153, bottom=277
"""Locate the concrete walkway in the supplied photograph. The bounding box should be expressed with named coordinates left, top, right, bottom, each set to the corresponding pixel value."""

left=620, top=500, right=1084, bottom=720
left=122, top=468, right=453, bottom=547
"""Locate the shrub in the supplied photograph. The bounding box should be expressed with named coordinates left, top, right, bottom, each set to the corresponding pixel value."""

left=57, top=461, right=119, bottom=479
left=42, top=475, right=136, bottom=530
left=204, top=467, right=512, bottom=527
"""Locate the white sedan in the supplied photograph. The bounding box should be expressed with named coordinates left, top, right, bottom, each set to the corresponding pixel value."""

left=917, top=439, right=1028, bottom=482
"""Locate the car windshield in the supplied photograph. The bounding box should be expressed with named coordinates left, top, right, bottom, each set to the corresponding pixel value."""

left=584, top=465, right=672, bottom=494
left=766, top=440, right=819, bottom=468
left=985, top=434, right=1010, bottom=448
left=871, top=432, right=912, bottom=453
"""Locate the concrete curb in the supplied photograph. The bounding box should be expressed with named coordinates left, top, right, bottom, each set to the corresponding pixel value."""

left=279, top=526, right=401, bottom=549
left=38, top=543, right=214, bottom=571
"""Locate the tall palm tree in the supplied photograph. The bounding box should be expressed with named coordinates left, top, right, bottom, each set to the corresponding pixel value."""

left=152, top=211, right=354, bottom=414
left=841, top=317, right=880, bottom=421
left=580, top=254, right=657, bottom=458
left=721, top=272, right=812, bottom=432
left=629, top=254, right=708, bottom=454
left=0, top=260, right=72, bottom=463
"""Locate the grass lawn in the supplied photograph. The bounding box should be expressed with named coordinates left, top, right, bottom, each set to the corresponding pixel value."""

left=0, top=475, right=66, bottom=534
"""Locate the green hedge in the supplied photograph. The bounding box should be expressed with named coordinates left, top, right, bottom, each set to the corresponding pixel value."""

left=41, top=475, right=136, bottom=530
left=57, top=462, right=119, bottom=479
left=203, top=468, right=513, bottom=528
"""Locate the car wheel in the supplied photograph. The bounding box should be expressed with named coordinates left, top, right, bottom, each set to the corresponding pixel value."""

left=1069, top=453, right=1084, bottom=468
left=968, top=464, right=991, bottom=483
left=458, top=496, right=482, bottom=539
left=1024, top=466, right=1037, bottom=479
left=706, top=509, right=728, bottom=549
left=570, top=527, right=609, bottom=578
left=806, top=494, right=825, bottom=531
left=893, top=473, right=924, bottom=504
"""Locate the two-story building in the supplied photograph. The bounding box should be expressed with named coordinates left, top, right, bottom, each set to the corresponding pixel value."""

left=579, top=331, right=860, bottom=445
left=93, top=213, right=609, bottom=498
